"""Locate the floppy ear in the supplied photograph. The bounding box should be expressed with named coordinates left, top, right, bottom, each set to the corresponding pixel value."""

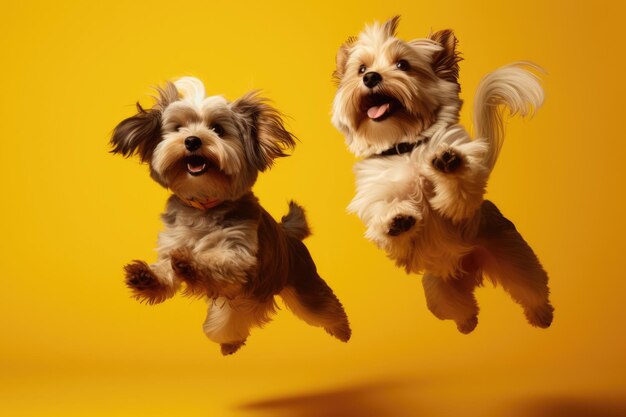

left=382, top=15, right=401, bottom=38
left=333, top=37, right=356, bottom=84
left=110, top=103, right=162, bottom=163
left=110, top=82, right=178, bottom=163
left=428, top=29, right=462, bottom=84
left=232, top=92, right=296, bottom=172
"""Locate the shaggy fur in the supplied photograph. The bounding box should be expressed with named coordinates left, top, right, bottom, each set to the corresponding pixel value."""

left=332, top=17, right=553, bottom=333
left=112, top=77, right=351, bottom=354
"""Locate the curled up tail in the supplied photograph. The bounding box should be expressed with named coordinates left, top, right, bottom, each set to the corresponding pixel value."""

left=473, top=62, right=544, bottom=170
left=281, top=201, right=311, bottom=240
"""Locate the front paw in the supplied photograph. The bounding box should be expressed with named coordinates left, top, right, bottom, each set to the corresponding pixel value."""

left=388, top=215, right=416, bottom=236
left=433, top=149, right=463, bottom=173
left=170, top=248, right=208, bottom=297
left=124, top=260, right=171, bottom=304
left=170, top=248, right=196, bottom=279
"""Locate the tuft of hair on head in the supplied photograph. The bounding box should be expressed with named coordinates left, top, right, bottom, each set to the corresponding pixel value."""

left=427, top=29, right=462, bottom=85
left=174, top=76, right=206, bottom=107
left=232, top=92, right=297, bottom=172
left=110, top=81, right=179, bottom=162
left=333, top=16, right=401, bottom=84
left=381, top=15, right=401, bottom=38
left=362, top=15, right=401, bottom=40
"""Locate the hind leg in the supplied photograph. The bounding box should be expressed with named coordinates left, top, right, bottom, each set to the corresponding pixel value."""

left=202, top=296, right=277, bottom=355
left=422, top=271, right=481, bottom=334
left=482, top=242, right=553, bottom=328
left=479, top=201, right=554, bottom=328
left=281, top=274, right=351, bottom=342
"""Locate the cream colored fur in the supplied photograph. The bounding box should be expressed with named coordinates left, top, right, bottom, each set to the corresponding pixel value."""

left=333, top=18, right=552, bottom=332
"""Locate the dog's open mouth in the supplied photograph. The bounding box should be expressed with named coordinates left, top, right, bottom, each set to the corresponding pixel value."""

left=362, top=94, right=400, bottom=122
left=185, top=155, right=212, bottom=176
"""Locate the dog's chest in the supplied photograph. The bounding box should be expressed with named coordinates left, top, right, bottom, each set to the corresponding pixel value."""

left=157, top=207, right=258, bottom=256
left=352, top=153, right=472, bottom=278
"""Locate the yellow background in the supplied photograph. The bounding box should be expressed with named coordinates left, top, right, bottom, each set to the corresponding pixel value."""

left=2, top=1, right=625, bottom=415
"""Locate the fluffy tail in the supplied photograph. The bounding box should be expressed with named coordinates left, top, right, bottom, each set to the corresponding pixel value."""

left=281, top=201, right=311, bottom=240
left=473, top=62, right=544, bottom=170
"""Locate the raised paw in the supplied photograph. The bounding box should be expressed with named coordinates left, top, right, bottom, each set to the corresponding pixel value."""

left=388, top=215, right=416, bottom=236
left=433, top=149, right=463, bottom=173
left=170, top=248, right=213, bottom=297
left=124, top=260, right=171, bottom=304
left=170, top=248, right=197, bottom=280
left=525, top=303, right=554, bottom=328
left=220, top=340, right=246, bottom=356
left=456, top=315, right=478, bottom=334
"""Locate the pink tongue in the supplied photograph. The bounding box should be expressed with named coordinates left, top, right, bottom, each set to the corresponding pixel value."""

left=367, top=103, right=390, bottom=119
left=187, top=163, right=206, bottom=173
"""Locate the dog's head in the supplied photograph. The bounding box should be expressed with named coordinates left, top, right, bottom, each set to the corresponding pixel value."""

left=332, top=16, right=462, bottom=157
left=111, top=77, right=295, bottom=203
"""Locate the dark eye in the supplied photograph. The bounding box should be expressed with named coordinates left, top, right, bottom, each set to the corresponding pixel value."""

left=211, top=124, right=224, bottom=136
left=359, top=64, right=367, bottom=74
left=173, top=124, right=183, bottom=131
left=396, top=60, right=410, bottom=71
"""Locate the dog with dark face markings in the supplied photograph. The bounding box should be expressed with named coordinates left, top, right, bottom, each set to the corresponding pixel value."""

left=332, top=17, right=553, bottom=333
left=111, top=77, right=351, bottom=355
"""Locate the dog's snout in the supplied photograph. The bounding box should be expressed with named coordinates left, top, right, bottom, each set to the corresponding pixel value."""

left=363, top=72, right=382, bottom=88
left=184, top=136, right=202, bottom=152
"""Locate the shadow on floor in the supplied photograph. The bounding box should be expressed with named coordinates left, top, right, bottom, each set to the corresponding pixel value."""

left=236, top=377, right=423, bottom=417
left=509, top=396, right=626, bottom=417
left=237, top=375, right=626, bottom=417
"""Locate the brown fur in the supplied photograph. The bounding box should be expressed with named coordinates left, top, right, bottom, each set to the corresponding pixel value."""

left=111, top=77, right=350, bottom=353
left=333, top=36, right=358, bottom=83
left=282, top=239, right=352, bottom=342
left=168, top=192, right=350, bottom=331
left=221, top=341, right=246, bottom=355
left=110, top=104, right=162, bottom=162
left=476, top=201, right=553, bottom=328
left=124, top=260, right=177, bottom=304
left=428, top=30, right=462, bottom=85
left=281, top=201, right=311, bottom=240
left=232, top=92, right=297, bottom=171
left=382, top=15, right=400, bottom=38
left=110, top=83, right=179, bottom=162
left=422, top=200, right=553, bottom=332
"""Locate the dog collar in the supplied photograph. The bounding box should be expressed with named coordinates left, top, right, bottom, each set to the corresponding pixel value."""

left=178, top=196, right=223, bottom=210
left=374, top=103, right=458, bottom=158
left=377, top=137, right=430, bottom=157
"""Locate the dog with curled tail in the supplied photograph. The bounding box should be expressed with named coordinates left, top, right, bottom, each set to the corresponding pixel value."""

left=332, top=16, right=553, bottom=333
left=111, top=77, right=351, bottom=355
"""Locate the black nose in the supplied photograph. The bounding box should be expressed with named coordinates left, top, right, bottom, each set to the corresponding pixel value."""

left=363, top=72, right=382, bottom=88
left=184, top=136, right=202, bottom=152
